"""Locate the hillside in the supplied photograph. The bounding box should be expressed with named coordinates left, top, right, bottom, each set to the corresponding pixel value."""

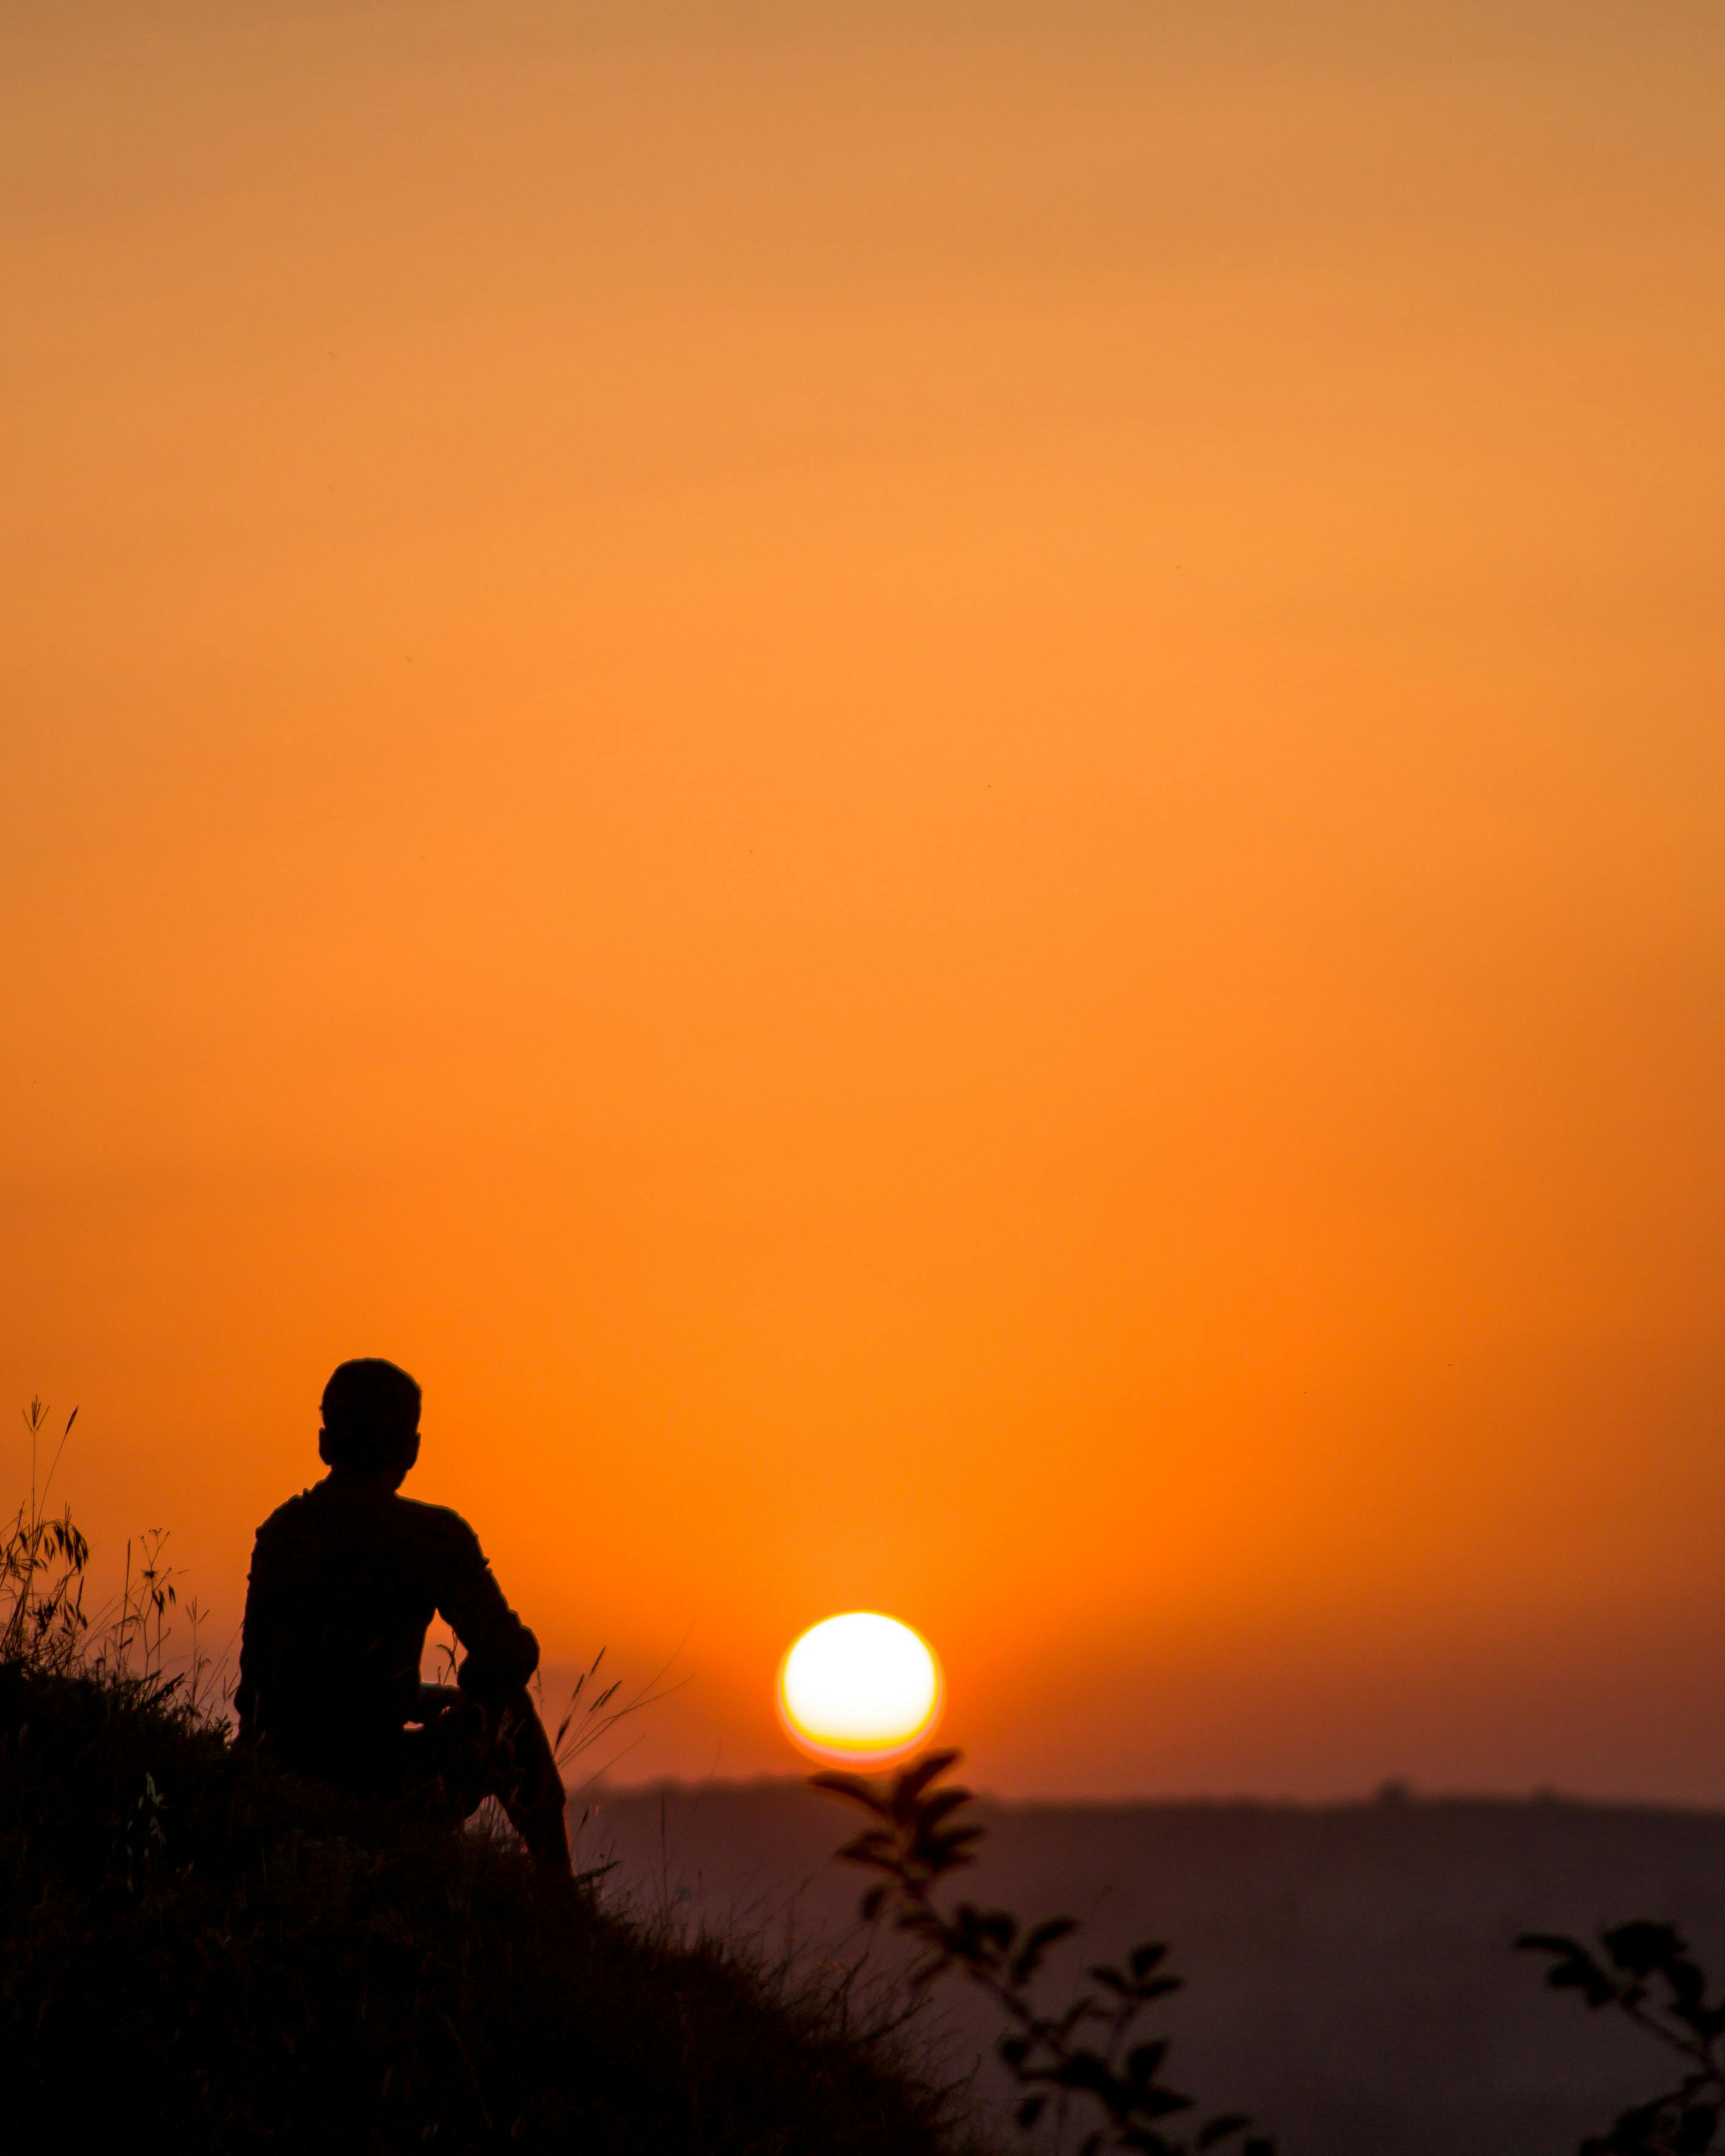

left=589, top=1777, right=1725, bottom=2155
left=0, top=1663, right=979, bottom=2154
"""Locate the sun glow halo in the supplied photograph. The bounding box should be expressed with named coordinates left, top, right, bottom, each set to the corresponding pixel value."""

left=777, top=1612, right=943, bottom=1767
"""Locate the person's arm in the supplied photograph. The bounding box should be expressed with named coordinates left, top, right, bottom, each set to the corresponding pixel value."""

left=436, top=1517, right=540, bottom=1700
left=233, top=1527, right=278, bottom=1742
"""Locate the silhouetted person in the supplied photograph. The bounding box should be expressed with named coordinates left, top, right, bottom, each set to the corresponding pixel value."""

left=235, top=1358, right=572, bottom=1874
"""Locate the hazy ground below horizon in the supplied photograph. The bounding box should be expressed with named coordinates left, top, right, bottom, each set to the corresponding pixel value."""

left=582, top=1778, right=1725, bottom=2155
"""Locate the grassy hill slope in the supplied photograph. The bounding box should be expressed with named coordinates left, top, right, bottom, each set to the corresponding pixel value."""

left=0, top=1663, right=978, bottom=2154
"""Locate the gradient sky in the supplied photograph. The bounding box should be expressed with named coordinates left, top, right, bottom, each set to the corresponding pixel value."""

left=5, top=0, right=1724, bottom=1797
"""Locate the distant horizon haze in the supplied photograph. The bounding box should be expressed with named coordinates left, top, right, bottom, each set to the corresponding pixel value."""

left=4, top=0, right=1724, bottom=1799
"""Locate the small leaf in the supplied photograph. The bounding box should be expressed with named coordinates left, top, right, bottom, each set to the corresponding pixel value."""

left=1127, top=2040, right=1169, bottom=2085
left=1602, top=1921, right=1686, bottom=1977
left=915, top=1788, right=973, bottom=1832
left=1052, top=2051, right=1116, bottom=2097
left=1013, top=1914, right=1079, bottom=1985
left=809, top=1771, right=888, bottom=1814
left=891, top=1749, right=964, bottom=1821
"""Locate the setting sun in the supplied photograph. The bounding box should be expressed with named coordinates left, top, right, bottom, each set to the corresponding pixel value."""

left=777, top=1614, right=943, bottom=1767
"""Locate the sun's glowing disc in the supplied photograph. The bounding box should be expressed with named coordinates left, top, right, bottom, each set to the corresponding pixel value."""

left=777, top=1611, right=943, bottom=1767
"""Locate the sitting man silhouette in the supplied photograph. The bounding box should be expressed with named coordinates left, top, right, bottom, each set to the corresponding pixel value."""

left=235, top=1357, right=572, bottom=1874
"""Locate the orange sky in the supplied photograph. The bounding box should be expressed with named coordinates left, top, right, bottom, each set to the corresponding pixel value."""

left=5, top=0, right=1724, bottom=1797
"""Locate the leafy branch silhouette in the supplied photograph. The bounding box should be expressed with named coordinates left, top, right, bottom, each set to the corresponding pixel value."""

left=1520, top=1922, right=1725, bottom=2154
left=814, top=1749, right=1272, bottom=2156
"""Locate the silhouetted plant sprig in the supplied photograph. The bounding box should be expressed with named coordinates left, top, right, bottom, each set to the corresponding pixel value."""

left=814, top=1749, right=1272, bottom=2156
left=1519, top=1921, right=1725, bottom=2154
left=5, top=1400, right=226, bottom=1718
left=111, top=1524, right=180, bottom=1689
left=1, top=1397, right=90, bottom=1674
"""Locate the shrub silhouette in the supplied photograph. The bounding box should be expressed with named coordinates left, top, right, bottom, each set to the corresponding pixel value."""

left=815, top=1749, right=1273, bottom=2156
left=1521, top=1923, right=1725, bottom=2154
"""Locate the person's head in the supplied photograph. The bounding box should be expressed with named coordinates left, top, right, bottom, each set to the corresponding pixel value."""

left=318, top=1357, right=422, bottom=1484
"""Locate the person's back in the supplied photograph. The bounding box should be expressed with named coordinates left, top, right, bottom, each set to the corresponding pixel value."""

left=236, top=1358, right=571, bottom=1872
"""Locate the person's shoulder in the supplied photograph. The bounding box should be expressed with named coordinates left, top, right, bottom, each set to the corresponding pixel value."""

left=254, top=1486, right=321, bottom=1538
left=390, top=1495, right=485, bottom=1557
left=246, top=1486, right=330, bottom=1576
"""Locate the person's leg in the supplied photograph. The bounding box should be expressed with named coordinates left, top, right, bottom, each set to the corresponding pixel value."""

left=478, top=1688, right=572, bottom=1875
left=398, top=1683, right=571, bottom=1873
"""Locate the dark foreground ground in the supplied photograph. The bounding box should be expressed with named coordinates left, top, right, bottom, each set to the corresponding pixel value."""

left=0, top=1666, right=977, bottom=2154
left=585, top=1777, right=1725, bottom=2156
